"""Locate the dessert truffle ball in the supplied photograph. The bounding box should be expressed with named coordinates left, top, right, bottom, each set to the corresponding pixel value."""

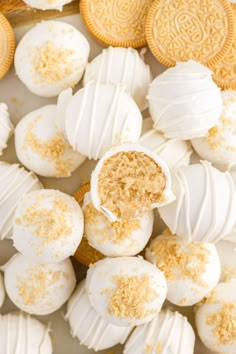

left=22, top=0, right=73, bottom=11
left=192, top=90, right=236, bottom=168
left=0, top=162, right=43, bottom=240
left=148, top=61, right=222, bottom=139
left=15, top=105, right=86, bottom=178
left=0, top=312, right=52, bottom=354
left=60, top=83, right=142, bottom=160
left=90, top=144, right=174, bottom=221
left=158, top=161, right=236, bottom=243
left=124, top=309, right=195, bottom=354
left=83, top=46, right=152, bottom=111
left=195, top=280, right=236, bottom=354
left=14, top=20, right=90, bottom=97
left=146, top=233, right=221, bottom=306
left=3, top=253, right=76, bottom=315
left=0, top=103, right=13, bottom=156
left=140, top=118, right=192, bottom=169
left=215, top=240, right=236, bottom=282
left=83, top=192, right=154, bottom=257
left=13, top=189, right=84, bottom=263
left=66, top=280, right=132, bottom=351
left=86, top=256, right=167, bottom=327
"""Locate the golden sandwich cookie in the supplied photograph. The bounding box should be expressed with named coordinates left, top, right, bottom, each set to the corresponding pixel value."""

left=80, top=0, right=154, bottom=48
left=0, top=12, right=15, bottom=79
left=146, top=0, right=235, bottom=68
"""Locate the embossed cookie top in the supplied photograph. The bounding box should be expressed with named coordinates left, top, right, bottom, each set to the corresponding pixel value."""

left=146, top=0, right=235, bottom=68
left=0, top=13, right=15, bottom=80
left=80, top=0, right=154, bottom=48
left=213, top=4, right=236, bottom=89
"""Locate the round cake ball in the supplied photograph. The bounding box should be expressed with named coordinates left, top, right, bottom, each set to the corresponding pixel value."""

left=22, top=0, right=73, bottom=11
left=61, top=83, right=142, bottom=159
left=0, top=103, right=13, bottom=156
left=83, top=192, right=154, bottom=256
left=13, top=189, right=84, bottom=263
left=191, top=90, right=236, bottom=167
left=146, top=233, right=221, bottom=306
left=216, top=241, right=236, bottom=282
left=14, top=20, right=90, bottom=97
left=124, top=309, right=195, bottom=354
left=139, top=118, right=192, bottom=169
left=0, top=312, right=52, bottom=354
left=66, top=280, right=132, bottom=351
left=158, top=161, right=236, bottom=243
left=91, top=144, right=174, bottom=221
left=148, top=61, right=222, bottom=139
left=3, top=253, right=76, bottom=315
left=83, top=47, right=152, bottom=111
left=86, top=256, right=167, bottom=327
left=15, top=105, right=86, bottom=178
left=195, top=280, right=236, bottom=354
left=0, top=162, right=43, bottom=240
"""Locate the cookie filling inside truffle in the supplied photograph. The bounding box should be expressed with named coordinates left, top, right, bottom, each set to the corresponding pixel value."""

left=98, top=151, right=166, bottom=219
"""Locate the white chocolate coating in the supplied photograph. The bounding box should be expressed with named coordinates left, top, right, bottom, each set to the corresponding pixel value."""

left=146, top=234, right=221, bottom=306
left=66, top=280, right=131, bottom=351
left=124, top=309, right=195, bottom=354
left=0, top=162, right=43, bottom=240
left=216, top=240, right=236, bottom=282
left=64, top=83, right=142, bottom=160
left=86, top=257, right=167, bottom=327
left=13, top=189, right=84, bottom=263
left=0, top=103, right=13, bottom=156
left=3, top=253, right=76, bottom=315
left=15, top=105, right=86, bottom=178
left=90, top=143, right=175, bottom=222
left=14, top=20, right=90, bottom=97
left=0, top=312, right=52, bottom=354
left=83, top=192, right=154, bottom=257
left=22, top=0, right=73, bottom=11
left=158, top=161, right=236, bottom=243
left=191, top=90, right=236, bottom=167
left=140, top=118, right=192, bottom=169
left=195, top=280, right=236, bottom=354
left=83, top=47, right=152, bottom=111
left=148, top=61, right=222, bottom=139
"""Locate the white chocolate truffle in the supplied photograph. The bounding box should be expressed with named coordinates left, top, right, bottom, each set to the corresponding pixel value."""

left=13, top=189, right=84, bottom=263
left=83, top=47, right=152, bottom=111
left=0, top=273, right=5, bottom=308
left=148, top=61, right=222, bottom=139
left=62, top=83, right=142, bottom=160
left=66, top=280, right=131, bottom=351
left=0, top=162, right=43, bottom=240
left=124, top=309, right=195, bottom=354
left=14, top=20, right=90, bottom=97
left=158, top=161, right=236, bottom=243
left=216, top=241, right=236, bottom=282
left=86, top=256, right=167, bottom=327
left=0, top=312, right=52, bottom=354
left=83, top=192, right=154, bottom=257
left=195, top=280, right=236, bottom=354
left=3, top=253, right=76, bottom=315
left=191, top=90, right=236, bottom=167
left=22, top=0, right=73, bottom=11
left=0, top=103, right=13, bottom=156
left=15, top=105, right=86, bottom=178
left=146, top=234, right=221, bottom=306
left=140, top=118, right=192, bottom=169
left=90, top=144, right=175, bottom=222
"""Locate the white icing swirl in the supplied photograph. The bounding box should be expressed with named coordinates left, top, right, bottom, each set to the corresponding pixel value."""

left=0, top=103, right=13, bottom=156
